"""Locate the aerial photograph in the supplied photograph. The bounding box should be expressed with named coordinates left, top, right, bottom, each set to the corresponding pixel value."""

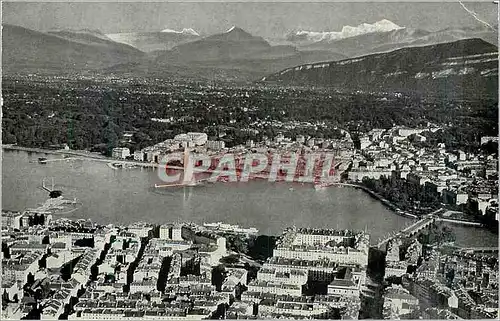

left=1, top=1, right=498, bottom=319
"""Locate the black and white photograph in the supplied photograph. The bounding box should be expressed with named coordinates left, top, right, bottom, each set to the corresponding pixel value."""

left=1, top=1, right=499, bottom=319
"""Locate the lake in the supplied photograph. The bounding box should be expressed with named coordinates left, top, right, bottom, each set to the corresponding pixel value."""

left=2, top=150, right=497, bottom=246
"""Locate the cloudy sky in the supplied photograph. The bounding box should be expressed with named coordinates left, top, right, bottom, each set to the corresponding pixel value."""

left=3, top=1, right=497, bottom=38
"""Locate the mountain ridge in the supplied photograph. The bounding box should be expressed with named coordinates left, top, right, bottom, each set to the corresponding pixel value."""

left=262, top=38, right=498, bottom=97
left=2, top=24, right=145, bottom=73
left=3, top=23, right=498, bottom=90
left=287, top=23, right=497, bottom=58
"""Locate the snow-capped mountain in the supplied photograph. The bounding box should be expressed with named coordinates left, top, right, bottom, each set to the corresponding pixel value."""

left=151, top=26, right=346, bottom=80
left=161, top=28, right=200, bottom=36
left=290, top=19, right=404, bottom=43
left=106, top=30, right=200, bottom=52
left=286, top=19, right=498, bottom=59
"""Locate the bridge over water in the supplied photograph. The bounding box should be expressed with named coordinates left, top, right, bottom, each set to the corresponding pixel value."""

left=375, top=210, right=487, bottom=250
left=375, top=215, right=436, bottom=249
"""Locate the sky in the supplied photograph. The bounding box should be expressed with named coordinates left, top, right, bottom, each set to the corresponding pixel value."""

left=3, top=1, right=498, bottom=38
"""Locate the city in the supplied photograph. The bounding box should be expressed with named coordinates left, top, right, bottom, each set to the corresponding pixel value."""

left=2, top=1, right=499, bottom=320
left=2, top=122, right=498, bottom=319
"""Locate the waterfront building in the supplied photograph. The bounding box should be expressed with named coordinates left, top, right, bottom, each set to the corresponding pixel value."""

left=127, top=222, right=153, bottom=238
left=159, top=224, right=183, bottom=241
left=145, top=149, right=161, bottom=163
left=1, top=210, right=23, bottom=230
left=133, top=150, right=146, bottom=162
left=348, top=168, right=393, bottom=182
left=112, top=147, right=130, bottom=159
left=274, top=228, right=369, bottom=267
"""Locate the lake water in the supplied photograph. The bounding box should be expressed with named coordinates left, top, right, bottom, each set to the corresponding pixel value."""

left=2, top=150, right=497, bottom=247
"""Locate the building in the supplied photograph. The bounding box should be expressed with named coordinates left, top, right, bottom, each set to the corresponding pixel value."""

left=206, top=140, right=225, bottom=151
left=273, top=228, right=369, bottom=267
left=112, top=147, right=130, bottom=159
left=174, top=132, right=208, bottom=146
left=1, top=211, right=22, bottom=230
left=127, top=223, right=153, bottom=238
left=159, top=224, right=183, bottom=241
left=383, top=285, right=420, bottom=319
left=133, top=150, right=146, bottom=162
left=348, top=169, right=393, bottom=182
left=402, top=276, right=458, bottom=310
left=397, top=128, right=426, bottom=137
left=187, top=132, right=208, bottom=146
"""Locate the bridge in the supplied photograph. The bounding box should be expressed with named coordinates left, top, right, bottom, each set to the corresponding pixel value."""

left=375, top=209, right=444, bottom=249
left=375, top=216, right=435, bottom=249
left=375, top=208, right=488, bottom=250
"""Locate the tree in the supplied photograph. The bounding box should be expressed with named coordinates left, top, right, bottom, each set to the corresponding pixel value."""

left=212, top=265, right=227, bottom=291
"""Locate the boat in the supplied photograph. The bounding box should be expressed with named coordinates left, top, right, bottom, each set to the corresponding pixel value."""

left=203, top=222, right=259, bottom=235
left=38, top=157, right=47, bottom=164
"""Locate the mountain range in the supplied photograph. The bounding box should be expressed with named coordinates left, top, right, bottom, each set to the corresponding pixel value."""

left=3, top=24, right=145, bottom=74
left=291, top=25, right=498, bottom=58
left=106, top=29, right=201, bottom=53
left=3, top=21, right=498, bottom=94
left=263, top=38, right=498, bottom=97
